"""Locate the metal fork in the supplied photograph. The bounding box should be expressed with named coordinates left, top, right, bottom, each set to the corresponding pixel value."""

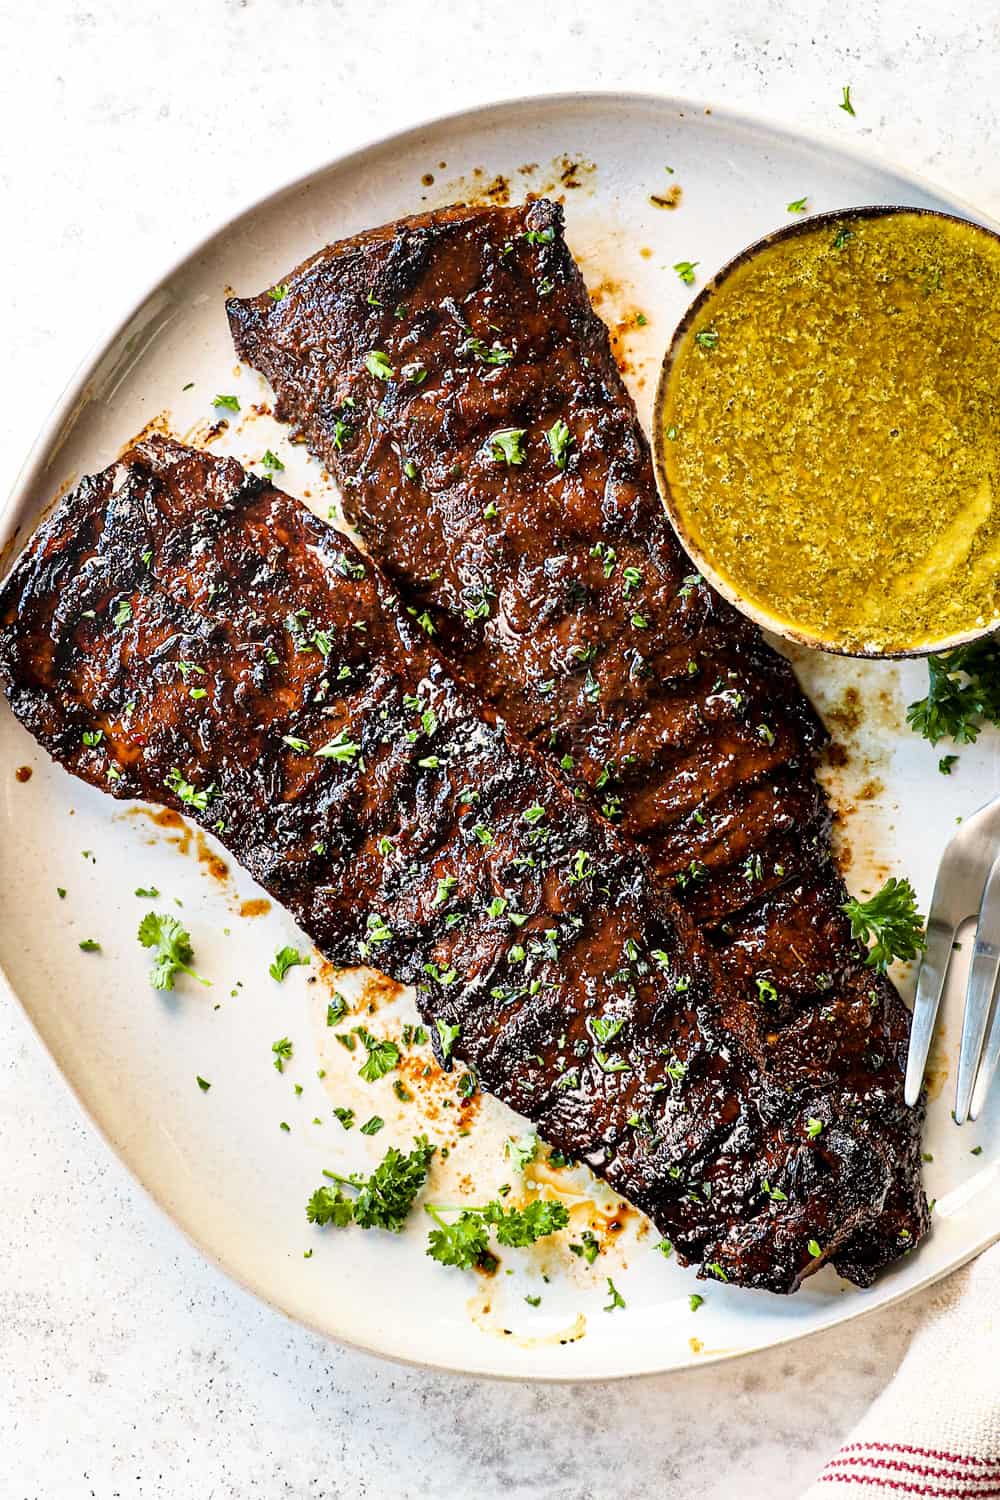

left=905, top=794, right=1000, bottom=1123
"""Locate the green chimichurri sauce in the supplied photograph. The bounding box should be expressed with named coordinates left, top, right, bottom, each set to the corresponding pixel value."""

left=659, top=210, right=1000, bottom=654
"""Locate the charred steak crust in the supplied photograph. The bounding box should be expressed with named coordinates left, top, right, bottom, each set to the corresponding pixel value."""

left=2, top=437, right=912, bottom=1292
left=227, top=199, right=927, bottom=1283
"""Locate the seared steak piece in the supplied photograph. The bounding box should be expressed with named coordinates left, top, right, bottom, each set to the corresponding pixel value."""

left=2, top=437, right=911, bottom=1292
left=227, top=199, right=927, bottom=1283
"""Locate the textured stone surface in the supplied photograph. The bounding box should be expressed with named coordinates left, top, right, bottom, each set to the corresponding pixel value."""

left=1, top=3, right=996, bottom=1496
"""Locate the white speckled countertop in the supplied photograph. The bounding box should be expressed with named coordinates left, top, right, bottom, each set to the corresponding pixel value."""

left=2, top=3, right=998, bottom=1496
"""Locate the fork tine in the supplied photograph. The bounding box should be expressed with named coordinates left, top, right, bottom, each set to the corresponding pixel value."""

left=905, top=912, right=961, bottom=1106
left=959, top=852, right=1000, bottom=1122
left=955, top=853, right=1000, bottom=1123
left=968, top=1000, right=1000, bottom=1122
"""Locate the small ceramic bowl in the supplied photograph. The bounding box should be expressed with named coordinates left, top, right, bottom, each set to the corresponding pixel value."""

left=651, top=204, right=1000, bottom=659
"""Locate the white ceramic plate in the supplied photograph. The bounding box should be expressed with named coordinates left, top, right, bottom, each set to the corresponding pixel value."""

left=2, top=92, right=999, bottom=1381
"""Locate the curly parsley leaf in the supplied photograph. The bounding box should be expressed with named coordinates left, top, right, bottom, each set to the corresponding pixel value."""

left=356, top=1027, right=401, bottom=1083
left=307, top=1136, right=436, bottom=1235
left=269, top=945, right=310, bottom=982
left=306, top=1186, right=356, bottom=1227
left=424, top=1197, right=570, bottom=1270
left=272, top=1036, right=293, bottom=1072
left=137, top=912, right=209, bottom=990
left=435, top=1018, right=460, bottom=1062
left=489, top=427, right=527, bottom=466
left=425, top=1208, right=492, bottom=1269
left=505, top=1133, right=538, bottom=1173
left=604, top=1276, right=626, bottom=1312
left=841, top=876, right=926, bottom=971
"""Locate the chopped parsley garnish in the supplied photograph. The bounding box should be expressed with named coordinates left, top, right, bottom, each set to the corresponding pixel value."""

left=435, top=1018, right=460, bottom=1061
left=490, top=427, right=527, bottom=466
left=272, top=1037, right=294, bottom=1072
left=261, top=448, right=284, bottom=472
left=523, top=227, right=555, bottom=246
left=459, top=336, right=512, bottom=365
left=196, top=1076, right=211, bottom=1092
left=306, top=1136, right=435, bottom=1232
left=546, top=419, right=572, bottom=470
left=357, top=1028, right=401, bottom=1083
left=839, top=85, right=855, bottom=116
left=906, top=639, right=1000, bottom=745
left=806, top=1117, right=824, bottom=1138
left=269, top=945, right=310, bottom=982
left=425, top=1198, right=569, bottom=1269
left=689, top=1293, right=704, bottom=1312
left=112, top=600, right=133, bottom=628
left=842, top=876, right=926, bottom=971
left=787, top=197, right=809, bottom=213
left=267, top=283, right=289, bottom=302
left=78, top=938, right=101, bottom=953
left=603, top=1277, right=626, bottom=1311
left=213, top=394, right=240, bottom=412
left=364, top=350, right=395, bottom=381
left=315, top=731, right=361, bottom=762
left=334, top=1106, right=355, bottom=1130
left=137, top=912, right=209, bottom=990
left=694, top=328, right=719, bottom=351
left=164, top=768, right=214, bottom=812
left=505, top=1133, right=538, bottom=1172
left=939, top=754, right=958, bottom=775
left=360, top=1115, right=385, bottom=1136
left=134, top=886, right=159, bottom=899
left=569, top=1229, right=600, bottom=1265
left=82, top=730, right=103, bottom=747
left=326, top=994, right=347, bottom=1027
left=808, top=1238, right=823, bottom=1258
left=673, top=260, right=698, bottom=284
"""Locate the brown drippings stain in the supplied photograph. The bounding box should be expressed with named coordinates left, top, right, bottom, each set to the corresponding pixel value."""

left=195, top=829, right=228, bottom=883
left=825, top=742, right=850, bottom=769
left=858, top=777, right=884, bottom=802
left=129, top=804, right=191, bottom=854
left=120, top=412, right=172, bottom=455
left=239, top=897, right=271, bottom=919
left=433, top=154, right=596, bottom=211
left=359, top=971, right=405, bottom=1014
left=183, top=417, right=229, bottom=449
left=481, top=174, right=510, bottom=205
left=826, top=686, right=863, bottom=735
left=395, top=1050, right=483, bottom=1133
left=14, top=765, right=32, bottom=783
left=650, top=186, right=683, bottom=209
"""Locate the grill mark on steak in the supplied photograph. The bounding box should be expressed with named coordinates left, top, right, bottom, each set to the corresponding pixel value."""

left=2, top=436, right=914, bottom=1293
left=227, top=199, right=927, bottom=1283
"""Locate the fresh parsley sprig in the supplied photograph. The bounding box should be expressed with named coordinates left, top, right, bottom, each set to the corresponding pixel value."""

left=137, top=912, right=209, bottom=990
left=841, top=877, right=926, bottom=971
left=424, top=1198, right=570, bottom=1270
left=306, top=1136, right=436, bottom=1234
left=906, top=638, right=1000, bottom=746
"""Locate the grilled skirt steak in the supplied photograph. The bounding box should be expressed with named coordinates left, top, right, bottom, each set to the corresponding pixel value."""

left=2, top=436, right=914, bottom=1292
left=227, top=199, right=928, bottom=1284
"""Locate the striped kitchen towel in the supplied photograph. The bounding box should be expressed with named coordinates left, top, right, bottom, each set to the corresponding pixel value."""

left=802, top=1242, right=1000, bottom=1498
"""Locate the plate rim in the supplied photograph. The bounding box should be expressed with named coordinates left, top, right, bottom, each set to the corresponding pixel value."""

left=3, top=87, right=998, bottom=1383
